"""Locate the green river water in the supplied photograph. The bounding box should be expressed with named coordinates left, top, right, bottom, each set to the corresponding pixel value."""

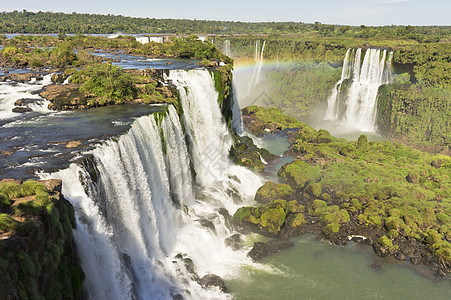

left=227, top=234, right=451, bottom=299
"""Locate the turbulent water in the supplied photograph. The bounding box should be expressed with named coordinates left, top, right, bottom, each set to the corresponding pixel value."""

left=42, top=69, right=263, bottom=299
left=325, top=48, right=393, bottom=132
left=0, top=74, right=52, bottom=119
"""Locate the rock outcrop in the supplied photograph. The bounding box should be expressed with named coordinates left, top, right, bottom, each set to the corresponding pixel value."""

left=0, top=179, right=83, bottom=299
left=0, top=73, right=43, bottom=83
left=39, top=83, right=87, bottom=110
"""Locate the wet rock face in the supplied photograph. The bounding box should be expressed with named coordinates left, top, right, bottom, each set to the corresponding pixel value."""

left=248, top=239, right=294, bottom=261
left=12, top=106, right=32, bottom=113
left=199, top=274, right=228, bottom=293
left=224, top=233, right=243, bottom=251
left=51, top=73, right=70, bottom=84
left=14, top=98, right=44, bottom=107
left=229, top=135, right=277, bottom=173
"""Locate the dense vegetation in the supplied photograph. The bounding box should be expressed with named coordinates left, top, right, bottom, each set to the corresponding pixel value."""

left=0, top=34, right=232, bottom=66
left=212, top=36, right=417, bottom=63
left=236, top=106, right=451, bottom=272
left=0, top=10, right=450, bottom=43
left=0, top=43, right=80, bottom=68
left=393, top=43, right=451, bottom=88
left=261, top=63, right=341, bottom=121
left=0, top=180, right=83, bottom=299
left=70, top=63, right=138, bottom=105
left=377, top=84, right=451, bottom=151
left=377, top=43, right=451, bottom=151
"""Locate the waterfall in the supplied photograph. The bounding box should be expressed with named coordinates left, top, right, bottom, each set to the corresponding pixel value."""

left=231, top=82, right=244, bottom=135
left=325, top=48, right=392, bottom=132
left=255, top=40, right=266, bottom=84
left=224, top=40, right=231, bottom=57
left=43, top=69, right=262, bottom=299
left=247, top=40, right=266, bottom=96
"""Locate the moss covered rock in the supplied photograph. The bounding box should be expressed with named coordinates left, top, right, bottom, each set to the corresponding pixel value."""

left=233, top=199, right=305, bottom=236
left=254, top=181, right=293, bottom=204
left=230, top=136, right=277, bottom=172
left=278, top=160, right=322, bottom=188
left=241, top=105, right=304, bottom=135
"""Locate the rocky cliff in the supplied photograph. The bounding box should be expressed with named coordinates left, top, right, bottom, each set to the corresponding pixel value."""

left=0, top=179, right=83, bottom=300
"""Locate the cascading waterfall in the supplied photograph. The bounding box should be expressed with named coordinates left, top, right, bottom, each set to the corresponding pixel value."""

left=231, top=82, right=244, bottom=134
left=255, top=40, right=266, bottom=84
left=325, top=48, right=393, bottom=132
left=324, top=48, right=353, bottom=121
left=43, top=69, right=263, bottom=299
left=247, top=40, right=266, bottom=96
left=224, top=40, right=231, bottom=57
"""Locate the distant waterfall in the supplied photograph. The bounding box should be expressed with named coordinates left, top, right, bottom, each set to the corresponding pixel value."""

left=247, top=40, right=266, bottom=96
left=224, top=40, right=231, bottom=57
left=325, top=48, right=393, bottom=132
left=43, top=69, right=262, bottom=300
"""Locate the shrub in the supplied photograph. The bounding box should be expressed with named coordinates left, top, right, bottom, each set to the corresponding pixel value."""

left=0, top=214, right=16, bottom=231
left=71, top=63, right=137, bottom=104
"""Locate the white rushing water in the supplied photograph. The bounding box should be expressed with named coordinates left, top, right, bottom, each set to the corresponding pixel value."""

left=325, top=48, right=393, bottom=132
left=0, top=74, right=53, bottom=120
left=224, top=40, right=231, bottom=57
left=43, top=69, right=263, bottom=299
left=247, top=40, right=266, bottom=97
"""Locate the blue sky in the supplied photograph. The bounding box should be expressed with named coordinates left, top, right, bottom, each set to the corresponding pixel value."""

left=1, top=0, right=450, bottom=26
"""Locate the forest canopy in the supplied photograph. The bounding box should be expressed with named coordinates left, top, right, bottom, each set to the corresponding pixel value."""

left=0, top=10, right=450, bottom=43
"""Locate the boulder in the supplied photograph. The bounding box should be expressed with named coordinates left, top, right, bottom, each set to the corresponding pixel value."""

left=371, top=262, right=382, bottom=271
left=66, top=141, right=82, bottom=148
left=199, top=274, right=227, bottom=293
left=0, top=151, right=16, bottom=157
left=255, top=181, right=293, bottom=204
left=1, top=73, right=39, bottom=82
left=394, top=252, right=407, bottom=261
left=51, top=73, right=69, bottom=84
left=316, top=129, right=332, bottom=143
left=248, top=239, right=294, bottom=260
left=39, top=83, right=80, bottom=101
left=224, top=233, right=242, bottom=251
left=39, top=83, right=87, bottom=110
left=12, top=107, right=32, bottom=113
left=14, top=98, right=43, bottom=106
left=406, top=173, right=419, bottom=183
